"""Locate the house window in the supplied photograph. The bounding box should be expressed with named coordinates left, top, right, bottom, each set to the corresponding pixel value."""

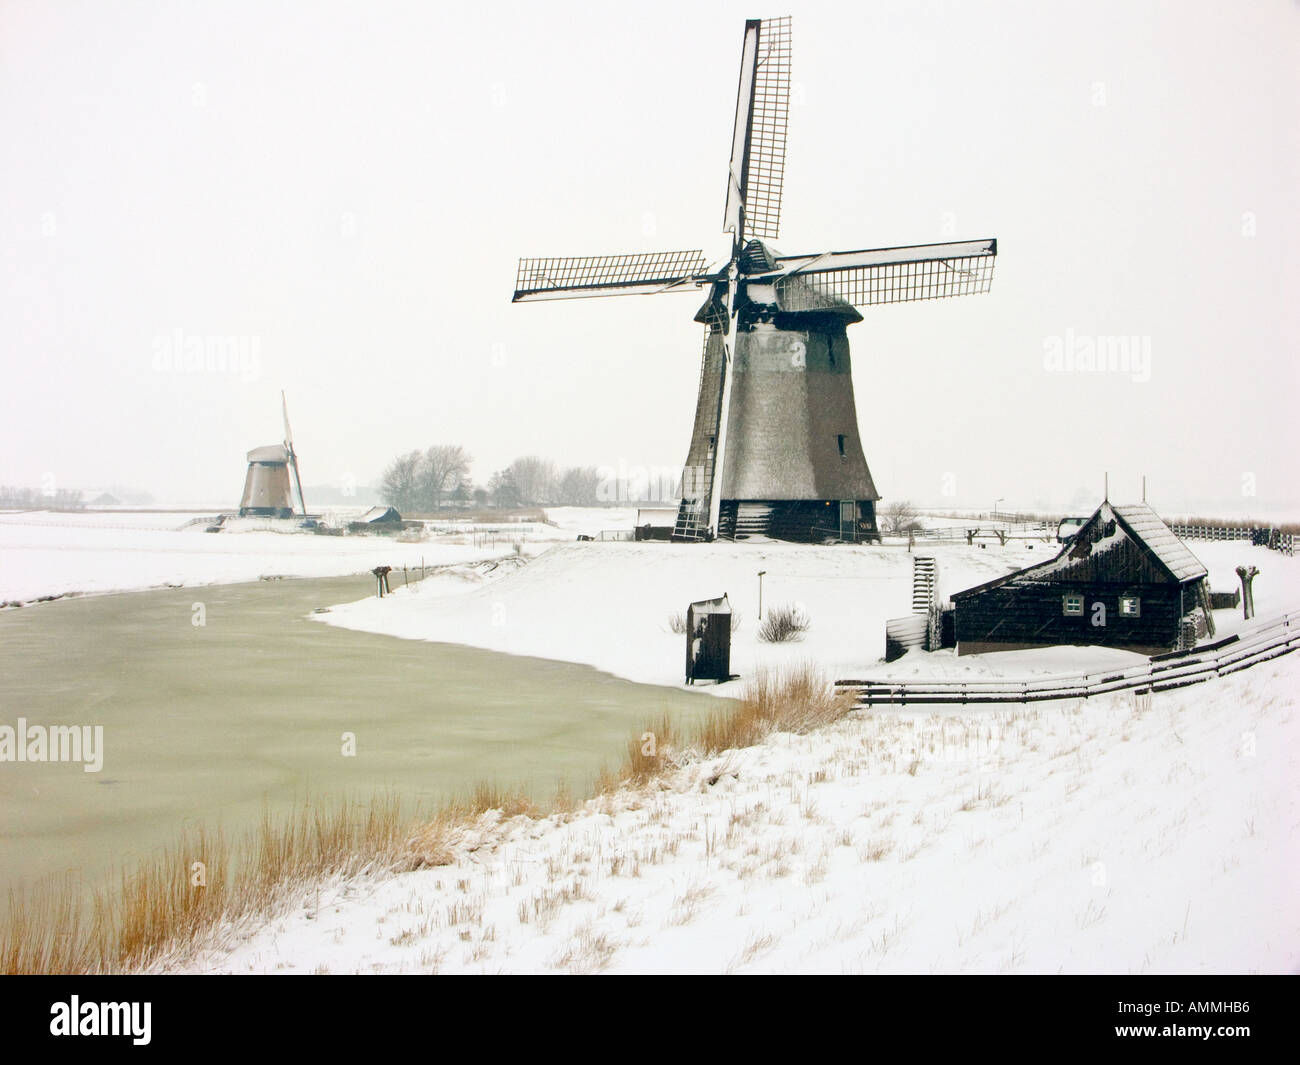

left=1119, top=596, right=1141, bottom=617
left=1062, top=594, right=1084, bottom=616
left=837, top=434, right=846, bottom=458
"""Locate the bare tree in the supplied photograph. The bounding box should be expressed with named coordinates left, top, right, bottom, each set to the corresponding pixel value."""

left=556, top=465, right=601, bottom=505
left=417, top=444, right=472, bottom=510
left=881, top=499, right=922, bottom=535
left=508, top=455, right=558, bottom=505
left=380, top=450, right=422, bottom=513
left=488, top=467, right=521, bottom=507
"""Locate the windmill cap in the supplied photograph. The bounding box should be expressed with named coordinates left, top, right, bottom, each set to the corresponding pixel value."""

left=246, top=444, right=291, bottom=464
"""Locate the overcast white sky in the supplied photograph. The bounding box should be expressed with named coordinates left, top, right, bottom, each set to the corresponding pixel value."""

left=1, top=0, right=1296, bottom=514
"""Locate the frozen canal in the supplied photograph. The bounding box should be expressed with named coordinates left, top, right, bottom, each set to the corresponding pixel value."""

left=0, top=575, right=719, bottom=896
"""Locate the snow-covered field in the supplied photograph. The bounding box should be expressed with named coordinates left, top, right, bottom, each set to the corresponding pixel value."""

left=0, top=506, right=636, bottom=603
left=166, top=651, right=1299, bottom=975
left=4, top=509, right=1294, bottom=973
left=317, top=537, right=1300, bottom=688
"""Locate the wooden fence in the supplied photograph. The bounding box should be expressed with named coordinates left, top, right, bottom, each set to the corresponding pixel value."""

left=1170, top=523, right=1295, bottom=556
left=903, top=521, right=1055, bottom=545
left=835, top=609, right=1300, bottom=707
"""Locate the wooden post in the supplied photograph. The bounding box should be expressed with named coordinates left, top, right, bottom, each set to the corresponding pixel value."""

left=1235, top=565, right=1258, bottom=621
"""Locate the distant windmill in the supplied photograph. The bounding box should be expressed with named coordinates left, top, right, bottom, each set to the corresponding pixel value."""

left=513, top=16, right=998, bottom=543
left=238, top=392, right=307, bottom=518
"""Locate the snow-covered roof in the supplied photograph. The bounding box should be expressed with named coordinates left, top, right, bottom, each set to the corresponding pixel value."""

left=358, top=505, right=401, bottom=523
left=952, top=500, right=1207, bottom=599
left=246, top=444, right=289, bottom=464
left=1112, top=503, right=1207, bottom=581
left=636, top=507, right=678, bottom=525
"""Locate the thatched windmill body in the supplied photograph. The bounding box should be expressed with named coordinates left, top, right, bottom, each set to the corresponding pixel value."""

left=513, top=16, right=997, bottom=542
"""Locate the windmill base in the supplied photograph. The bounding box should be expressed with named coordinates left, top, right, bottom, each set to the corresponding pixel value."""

left=238, top=507, right=295, bottom=519
left=689, top=500, right=879, bottom=544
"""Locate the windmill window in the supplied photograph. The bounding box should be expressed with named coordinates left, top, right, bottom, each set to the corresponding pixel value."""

left=1119, top=596, right=1141, bottom=617
left=837, top=434, right=846, bottom=458
left=1062, top=594, right=1084, bottom=616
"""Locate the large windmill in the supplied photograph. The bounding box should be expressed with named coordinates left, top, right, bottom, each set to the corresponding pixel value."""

left=513, top=16, right=997, bottom=543
left=238, top=391, right=307, bottom=518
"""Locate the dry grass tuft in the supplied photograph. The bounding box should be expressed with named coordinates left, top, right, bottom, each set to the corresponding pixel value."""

left=2, top=794, right=410, bottom=975
left=406, top=811, right=459, bottom=870
left=696, top=663, right=853, bottom=756
left=464, top=783, right=536, bottom=820
left=624, top=714, right=679, bottom=786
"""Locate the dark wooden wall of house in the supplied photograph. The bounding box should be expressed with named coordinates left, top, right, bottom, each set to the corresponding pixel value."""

left=954, top=579, right=1192, bottom=651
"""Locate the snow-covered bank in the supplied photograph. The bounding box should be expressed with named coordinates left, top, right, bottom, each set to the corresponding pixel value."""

left=318, top=538, right=1300, bottom=691
left=167, top=652, right=1300, bottom=975
left=0, top=517, right=499, bottom=603
left=0, top=506, right=635, bottom=603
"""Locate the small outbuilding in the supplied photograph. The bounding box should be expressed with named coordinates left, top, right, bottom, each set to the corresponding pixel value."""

left=952, top=501, right=1214, bottom=656
left=635, top=507, right=677, bottom=541
left=685, top=594, right=732, bottom=684
left=358, top=505, right=402, bottom=524
left=348, top=505, right=404, bottom=533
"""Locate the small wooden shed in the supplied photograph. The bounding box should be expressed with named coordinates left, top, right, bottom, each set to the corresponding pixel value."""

left=952, top=502, right=1214, bottom=656
left=685, top=594, right=732, bottom=684
left=635, top=507, right=677, bottom=541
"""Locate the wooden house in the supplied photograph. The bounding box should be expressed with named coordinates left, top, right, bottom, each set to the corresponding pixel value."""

left=951, top=502, right=1214, bottom=656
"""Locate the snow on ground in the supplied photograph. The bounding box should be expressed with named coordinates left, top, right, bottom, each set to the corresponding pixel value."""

left=168, top=651, right=1300, bottom=975
left=541, top=507, right=638, bottom=536
left=0, top=505, right=636, bottom=603
left=318, top=537, right=1300, bottom=690
left=0, top=510, right=499, bottom=603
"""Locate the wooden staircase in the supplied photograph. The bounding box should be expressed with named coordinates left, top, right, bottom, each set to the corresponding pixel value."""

left=912, top=556, right=938, bottom=612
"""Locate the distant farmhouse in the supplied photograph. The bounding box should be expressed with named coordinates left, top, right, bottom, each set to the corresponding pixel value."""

left=952, top=502, right=1214, bottom=656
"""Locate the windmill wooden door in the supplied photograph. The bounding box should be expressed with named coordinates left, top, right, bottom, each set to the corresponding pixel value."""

left=839, top=501, right=856, bottom=542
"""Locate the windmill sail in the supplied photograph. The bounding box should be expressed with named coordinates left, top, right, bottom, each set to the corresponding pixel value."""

left=744, top=17, right=791, bottom=241
left=770, top=238, right=998, bottom=309
left=282, top=391, right=307, bottom=516
left=513, top=251, right=711, bottom=302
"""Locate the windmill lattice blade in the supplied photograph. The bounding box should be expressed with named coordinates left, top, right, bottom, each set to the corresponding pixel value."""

left=513, top=250, right=710, bottom=302
left=743, top=15, right=792, bottom=242
left=774, top=239, right=997, bottom=309
left=281, top=391, right=294, bottom=449
left=723, top=20, right=761, bottom=240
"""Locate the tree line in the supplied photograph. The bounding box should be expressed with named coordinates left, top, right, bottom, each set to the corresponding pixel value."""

left=379, top=447, right=602, bottom=512
left=0, top=486, right=84, bottom=509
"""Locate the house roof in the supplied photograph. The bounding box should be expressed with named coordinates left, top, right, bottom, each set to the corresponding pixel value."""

left=358, top=505, right=401, bottom=523
left=1111, top=503, right=1207, bottom=582
left=952, top=500, right=1207, bottom=598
